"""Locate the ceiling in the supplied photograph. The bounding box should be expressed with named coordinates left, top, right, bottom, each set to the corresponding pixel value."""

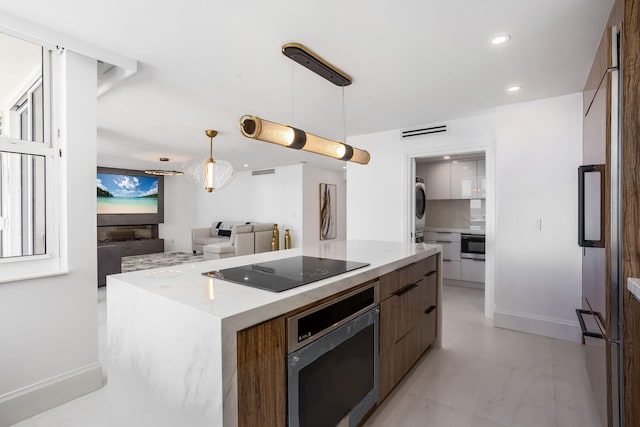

left=0, top=0, right=613, bottom=172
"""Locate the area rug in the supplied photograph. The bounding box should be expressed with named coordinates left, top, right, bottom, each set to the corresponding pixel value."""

left=121, top=251, right=204, bottom=273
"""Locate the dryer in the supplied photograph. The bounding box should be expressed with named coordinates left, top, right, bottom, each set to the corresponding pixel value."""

left=415, top=177, right=426, bottom=242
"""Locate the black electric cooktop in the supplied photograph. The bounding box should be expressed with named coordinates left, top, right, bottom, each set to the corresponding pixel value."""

left=202, top=256, right=370, bottom=292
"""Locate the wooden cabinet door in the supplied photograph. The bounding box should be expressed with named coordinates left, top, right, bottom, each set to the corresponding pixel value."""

left=425, top=162, right=451, bottom=200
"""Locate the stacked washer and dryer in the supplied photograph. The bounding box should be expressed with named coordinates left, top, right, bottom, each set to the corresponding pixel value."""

left=414, top=177, right=426, bottom=242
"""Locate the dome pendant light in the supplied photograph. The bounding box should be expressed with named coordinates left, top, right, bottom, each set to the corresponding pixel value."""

left=203, top=130, right=217, bottom=192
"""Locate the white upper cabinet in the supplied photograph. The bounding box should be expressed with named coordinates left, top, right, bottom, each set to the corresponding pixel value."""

left=425, top=162, right=451, bottom=200
left=477, top=159, right=486, bottom=199
left=423, top=158, right=485, bottom=200
left=450, top=160, right=477, bottom=199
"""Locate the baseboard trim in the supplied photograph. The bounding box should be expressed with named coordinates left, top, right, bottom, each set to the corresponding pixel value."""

left=0, top=362, right=103, bottom=426
left=493, top=309, right=582, bottom=342
left=444, top=279, right=485, bottom=290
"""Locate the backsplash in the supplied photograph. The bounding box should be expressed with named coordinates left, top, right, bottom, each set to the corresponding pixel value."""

left=425, top=199, right=485, bottom=228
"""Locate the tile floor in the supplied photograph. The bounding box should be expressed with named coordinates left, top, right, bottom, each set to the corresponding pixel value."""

left=365, top=286, right=602, bottom=427
left=12, top=286, right=601, bottom=426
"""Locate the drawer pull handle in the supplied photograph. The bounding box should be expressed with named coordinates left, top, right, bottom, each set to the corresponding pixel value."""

left=394, top=283, right=419, bottom=297
left=425, top=305, right=437, bottom=314
left=398, top=262, right=417, bottom=272
left=436, top=240, right=452, bottom=243
left=426, top=270, right=436, bottom=277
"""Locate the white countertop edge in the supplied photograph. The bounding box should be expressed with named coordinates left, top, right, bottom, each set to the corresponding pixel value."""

left=627, top=277, right=640, bottom=303
left=424, top=227, right=485, bottom=235
left=108, top=240, right=443, bottom=331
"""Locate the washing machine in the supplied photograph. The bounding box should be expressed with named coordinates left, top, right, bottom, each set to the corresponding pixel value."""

left=415, top=177, right=426, bottom=242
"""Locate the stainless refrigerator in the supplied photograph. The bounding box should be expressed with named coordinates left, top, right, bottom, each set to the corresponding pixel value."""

left=577, top=26, right=622, bottom=427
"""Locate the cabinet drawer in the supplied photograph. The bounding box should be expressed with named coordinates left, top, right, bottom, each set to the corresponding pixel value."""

left=380, top=281, right=424, bottom=349
left=442, top=260, right=461, bottom=280
left=380, top=262, right=423, bottom=300
left=425, top=231, right=461, bottom=242
left=422, top=254, right=437, bottom=275
left=424, top=271, right=437, bottom=307
left=419, top=306, right=437, bottom=351
left=379, top=270, right=400, bottom=301
left=425, top=239, right=460, bottom=261
left=461, top=258, right=485, bottom=283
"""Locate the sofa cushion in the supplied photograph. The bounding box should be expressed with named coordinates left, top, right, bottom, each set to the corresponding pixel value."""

left=203, top=242, right=234, bottom=254
left=229, top=224, right=253, bottom=244
left=217, top=229, right=232, bottom=237
left=211, top=221, right=244, bottom=237
left=194, top=235, right=229, bottom=246
left=252, top=223, right=274, bottom=232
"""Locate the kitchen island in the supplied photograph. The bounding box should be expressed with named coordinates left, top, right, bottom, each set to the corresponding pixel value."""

left=107, top=240, right=441, bottom=427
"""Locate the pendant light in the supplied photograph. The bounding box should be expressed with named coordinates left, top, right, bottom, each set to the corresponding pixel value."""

left=239, top=115, right=370, bottom=164
left=145, top=157, right=184, bottom=176
left=203, top=130, right=217, bottom=192
left=238, top=43, right=370, bottom=165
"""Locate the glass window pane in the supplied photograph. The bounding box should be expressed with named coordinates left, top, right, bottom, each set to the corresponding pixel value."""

left=0, top=32, right=43, bottom=143
left=0, top=152, right=46, bottom=257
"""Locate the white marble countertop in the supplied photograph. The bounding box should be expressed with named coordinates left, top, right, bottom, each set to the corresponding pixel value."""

left=109, top=240, right=441, bottom=329
left=628, top=277, right=640, bottom=303
left=425, top=226, right=486, bottom=235
left=107, top=240, right=442, bottom=427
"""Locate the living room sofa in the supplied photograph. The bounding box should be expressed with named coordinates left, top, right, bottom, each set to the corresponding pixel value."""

left=191, top=221, right=276, bottom=260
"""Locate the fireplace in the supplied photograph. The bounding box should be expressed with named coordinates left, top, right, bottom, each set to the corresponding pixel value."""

left=97, top=225, right=163, bottom=257
left=98, top=225, right=158, bottom=243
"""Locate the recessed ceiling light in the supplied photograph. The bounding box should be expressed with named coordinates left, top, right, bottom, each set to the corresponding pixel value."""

left=491, top=34, right=511, bottom=45
left=243, top=164, right=249, bottom=167
left=342, top=166, right=347, bottom=169
left=507, top=85, right=523, bottom=93
left=443, top=156, right=451, bottom=160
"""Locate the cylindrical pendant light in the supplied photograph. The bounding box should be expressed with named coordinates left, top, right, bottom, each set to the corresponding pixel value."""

left=239, top=115, right=370, bottom=165
left=203, top=130, right=217, bottom=192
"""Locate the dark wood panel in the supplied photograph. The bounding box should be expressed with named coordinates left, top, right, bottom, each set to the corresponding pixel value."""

left=237, top=317, right=286, bottom=427
left=622, top=1, right=640, bottom=425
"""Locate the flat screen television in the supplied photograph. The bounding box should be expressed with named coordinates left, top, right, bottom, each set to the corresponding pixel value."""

left=97, top=167, right=164, bottom=226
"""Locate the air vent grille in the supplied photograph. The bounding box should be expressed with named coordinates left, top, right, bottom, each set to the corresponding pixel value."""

left=252, top=169, right=276, bottom=176
left=401, top=123, right=448, bottom=139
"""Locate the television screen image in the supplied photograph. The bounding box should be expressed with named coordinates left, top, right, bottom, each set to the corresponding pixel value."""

left=97, top=173, right=159, bottom=214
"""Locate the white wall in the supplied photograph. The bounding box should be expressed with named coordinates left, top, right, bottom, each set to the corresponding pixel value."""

left=196, top=164, right=304, bottom=249
left=0, top=51, right=102, bottom=425
left=347, top=93, right=582, bottom=342
left=347, top=113, right=495, bottom=243
left=159, top=175, right=198, bottom=252
left=302, top=165, right=346, bottom=247
left=493, top=94, right=582, bottom=341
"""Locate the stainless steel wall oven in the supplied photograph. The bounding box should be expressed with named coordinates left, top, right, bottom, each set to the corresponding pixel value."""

left=287, top=283, right=379, bottom=427
left=461, top=233, right=485, bottom=260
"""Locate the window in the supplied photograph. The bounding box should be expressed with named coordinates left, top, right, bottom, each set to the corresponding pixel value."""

left=0, top=30, right=58, bottom=278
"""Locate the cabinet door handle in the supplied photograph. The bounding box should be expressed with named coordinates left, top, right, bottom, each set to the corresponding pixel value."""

left=472, top=259, right=484, bottom=262
left=436, top=240, right=452, bottom=243
left=425, top=305, right=437, bottom=314
left=394, top=283, right=419, bottom=297
left=397, top=262, right=416, bottom=272
left=426, top=270, right=436, bottom=277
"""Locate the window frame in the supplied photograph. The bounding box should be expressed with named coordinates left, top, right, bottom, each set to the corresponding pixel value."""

left=0, top=34, right=66, bottom=283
